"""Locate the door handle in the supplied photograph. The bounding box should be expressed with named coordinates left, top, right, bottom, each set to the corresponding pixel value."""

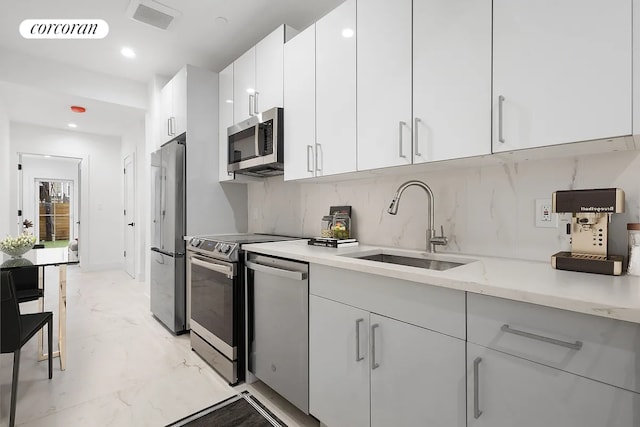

left=355, top=318, right=364, bottom=362
left=473, top=357, right=482, bottom=419
left=501, top=324, right=583, bottom=350
left=371, top=323, right=380, bottom=370
left=498, top=95, right=505, bottom=143
left=306, top=145, right=314, bottom=173
left=398, top=121, right=407, bottom=158
left=414, top=117, right=422, bottom=157
left=254, top=91, right=260, bottom=115
left=315, top=143, right=322, bottom=173
left=127, top=222, right=135, bottom=227
left=249, top=94, right=255, bottom=117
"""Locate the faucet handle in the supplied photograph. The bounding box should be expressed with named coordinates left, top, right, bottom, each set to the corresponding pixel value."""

left=431, top=225, right=448, bottom=246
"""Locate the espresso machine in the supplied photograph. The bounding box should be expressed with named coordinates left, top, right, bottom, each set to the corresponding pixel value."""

left=551, top=188, right=625, bottom=276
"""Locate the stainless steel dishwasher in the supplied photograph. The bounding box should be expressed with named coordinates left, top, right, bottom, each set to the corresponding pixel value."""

left=245, top=253, right=309, bottom=414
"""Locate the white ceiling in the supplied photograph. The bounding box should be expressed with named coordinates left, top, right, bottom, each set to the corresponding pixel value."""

left=0, top=0, right=343, bottom=137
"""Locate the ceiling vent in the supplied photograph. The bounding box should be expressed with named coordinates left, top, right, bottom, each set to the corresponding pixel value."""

left=126, top=0, right=182, bottom=31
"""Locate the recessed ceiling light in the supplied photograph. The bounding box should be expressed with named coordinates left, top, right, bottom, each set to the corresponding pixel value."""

left=121, top=46, right=136, bottom=58
left=68, top=123, right=78, bottom=128
left=225, top=99, right=233, bottom=104
left=342, top=28, right=354, bottom=38
left=214, top=16, right=228, bottom=25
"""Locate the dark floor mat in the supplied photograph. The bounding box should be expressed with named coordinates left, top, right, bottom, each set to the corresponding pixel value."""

left=168, top=393, right=287, bottom=427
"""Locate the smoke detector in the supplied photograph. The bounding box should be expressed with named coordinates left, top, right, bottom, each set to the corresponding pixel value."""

left=126, top=0, right=182, bottom=31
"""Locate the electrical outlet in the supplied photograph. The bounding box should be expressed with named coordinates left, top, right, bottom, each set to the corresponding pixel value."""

left=535, top=198, right=557, bottom=228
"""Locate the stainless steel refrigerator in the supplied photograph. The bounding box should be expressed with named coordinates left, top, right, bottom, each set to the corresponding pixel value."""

left=150, top=137, right=187, bottom=334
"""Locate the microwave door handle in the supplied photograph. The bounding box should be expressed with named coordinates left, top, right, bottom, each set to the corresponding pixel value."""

left=254, top=124, right=261, bottom=156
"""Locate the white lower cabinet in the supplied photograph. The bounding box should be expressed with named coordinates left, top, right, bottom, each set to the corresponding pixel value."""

left=309, top=295, right=465, bottom=427
left=467, top=342, right=640, bottom=427
left=309, top=295, right=370, bottom=427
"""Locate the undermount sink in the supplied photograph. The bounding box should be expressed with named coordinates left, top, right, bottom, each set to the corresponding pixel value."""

left=342, top=251, right=470, bottom=271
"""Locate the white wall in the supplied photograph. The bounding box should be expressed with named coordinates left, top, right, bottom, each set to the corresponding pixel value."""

left=10, top=123, right=123, bottom=270
left=247, top=150, right=640, bottom=262
left=21, top=155, right=80, bottom=242
left=121, top=119, right=146, bottom=281
left=0, top=100, right=10, bottom=239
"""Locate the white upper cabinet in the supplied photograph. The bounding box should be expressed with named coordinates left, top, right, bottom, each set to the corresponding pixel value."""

left=284, top=24, right=316, bottom=181
left=492, top=0, right=632, bottom=152
left=159, top=66, right=187, bottom=140
left=233, top=47, right=256, bottom=123
left=357, top=0, right=412, bottom=171
left=284, top=0, right=357, bottom=181
left=234, top=25, right=295, bottom=123
left=218, top=63, right=234, bottom=182
left=255, top=26, right=286, bottom=115
left=412, top=0, right=491, bottom=163
left=316, top=0, right=357, bottom=176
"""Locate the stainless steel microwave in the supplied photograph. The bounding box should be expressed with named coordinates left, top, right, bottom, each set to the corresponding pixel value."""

left=227, top=107, right=284, bottom=177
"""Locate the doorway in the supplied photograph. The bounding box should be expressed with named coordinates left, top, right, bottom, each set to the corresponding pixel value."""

left=18, top=154, right=81, bottom=261
left=36, top=179, right=74, bottom=248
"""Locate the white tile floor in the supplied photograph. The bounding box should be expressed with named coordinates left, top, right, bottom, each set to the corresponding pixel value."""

left=0, top=266, right=319, bottom=427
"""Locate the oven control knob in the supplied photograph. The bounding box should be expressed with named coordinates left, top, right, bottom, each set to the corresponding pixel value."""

left=219, top=243, right=231, bottom=254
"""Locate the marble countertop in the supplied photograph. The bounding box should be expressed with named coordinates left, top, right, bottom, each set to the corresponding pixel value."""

left=242, top=240, right=640, bottom=324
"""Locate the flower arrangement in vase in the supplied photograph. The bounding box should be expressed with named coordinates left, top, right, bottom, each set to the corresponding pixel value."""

left=0, top=232, right=37, bottom=258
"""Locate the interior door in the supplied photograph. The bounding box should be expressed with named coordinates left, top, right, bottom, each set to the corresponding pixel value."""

left=124, top=154, right=135, bottom=278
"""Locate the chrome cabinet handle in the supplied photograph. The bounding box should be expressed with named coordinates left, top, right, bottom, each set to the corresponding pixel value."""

left=498, top=95, right=505, bottom=143
left=315, top=143, right=322, bottom=172
left=355, top=318, right=364, bottom=362
left=171, top=117, right=176, bottom=135
left=371, top=323, right=380, bottom=369
left=306, top=145, right=314, bottom=173
left=398, top=121, right=407, bottom=158
left=254, top=91, right=260, bottom=115
left=167, top=118, right=171, bottom=136
left=473, top=357, right=482, bottom=419
left=249, top=94, right=255, bottom=117
left=501, top=324, right=583, bottom=350
left=414, top=117, right=422, bottom=157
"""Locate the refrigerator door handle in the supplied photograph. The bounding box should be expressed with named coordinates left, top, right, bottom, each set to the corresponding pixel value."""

left=151, top=247, right=175, bottom=257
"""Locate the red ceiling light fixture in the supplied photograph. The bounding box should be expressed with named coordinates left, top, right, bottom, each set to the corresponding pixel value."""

left=70, top=105, right=86, bottom=113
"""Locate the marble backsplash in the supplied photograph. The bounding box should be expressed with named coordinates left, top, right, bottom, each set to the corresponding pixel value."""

left=247, top=150, right=640, bottom=262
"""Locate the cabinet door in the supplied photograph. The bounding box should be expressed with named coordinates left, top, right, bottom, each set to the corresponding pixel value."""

left=309, top=296, right=370, bottom=427
left=413, top=0, right=491, bottom=163
left=467, top=343, right=640, bottom=427
left=283, top=25, right=316, bottom=181
left=370, top=314, right=466, bottom=427
left=315, top=0, right=356, bottom=176
left=234, top=47, right=256, bottom=122
left=171, top=66, right=187, bottom=136
left=492, top=0, right=632, bottom=152
left=159, top=81, right=173, bottom=139
left=255, top=25, right=285, bottom=114
left=218, top=63, right=234, bottom=182
left=357, top=0, right=412, bottom=171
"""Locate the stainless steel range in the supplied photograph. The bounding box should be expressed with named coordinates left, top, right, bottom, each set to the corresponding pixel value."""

left=186, top=234, right=297, bottom=385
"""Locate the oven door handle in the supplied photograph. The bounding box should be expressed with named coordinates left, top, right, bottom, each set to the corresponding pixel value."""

left=245, top=260, right=307, bottom=281
left=190, top=256, right=235, bottom=278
